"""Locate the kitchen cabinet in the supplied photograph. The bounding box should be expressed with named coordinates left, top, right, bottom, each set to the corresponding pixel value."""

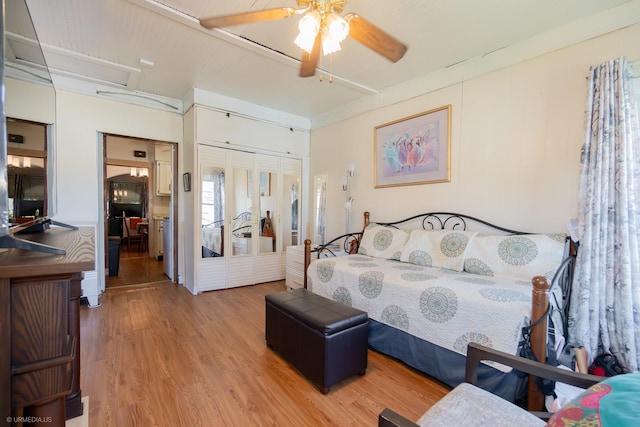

left=155, top=161, right=171, bottom=196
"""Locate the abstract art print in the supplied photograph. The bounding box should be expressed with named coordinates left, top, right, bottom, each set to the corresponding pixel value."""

left=374, top=105, right=451, bottom=188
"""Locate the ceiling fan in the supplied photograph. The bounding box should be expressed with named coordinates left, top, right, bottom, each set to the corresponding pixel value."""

left=199, top=0, right=408, bottom=77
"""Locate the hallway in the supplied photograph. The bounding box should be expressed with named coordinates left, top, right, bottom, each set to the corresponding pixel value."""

left=107, top=247, right=168, bottom=288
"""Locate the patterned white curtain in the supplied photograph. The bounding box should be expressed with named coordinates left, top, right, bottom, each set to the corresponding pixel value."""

left=213, top=171, right=225, bottom=226
left=568, top=57, right=640, bottom=373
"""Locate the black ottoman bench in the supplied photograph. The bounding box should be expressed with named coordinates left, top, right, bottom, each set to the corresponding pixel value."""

left=265, top=288, right=368, bottom=394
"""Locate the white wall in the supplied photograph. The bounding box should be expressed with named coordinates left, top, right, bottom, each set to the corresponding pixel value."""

left=53, top=90, right=182, bottom=224
left=310, top=23, right=640, bottom=238
left=6, top=83, right=183, bottom=301
left=5, top=78, right=55, bottom=124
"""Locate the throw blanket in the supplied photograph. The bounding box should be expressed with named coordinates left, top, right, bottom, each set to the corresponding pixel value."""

left=308, top=255, right=533, bottom=372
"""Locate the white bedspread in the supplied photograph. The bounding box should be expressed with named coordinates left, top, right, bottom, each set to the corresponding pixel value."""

left=307, top=254, right=532, bottom=372
left=202, top=227, right=222, bottom=255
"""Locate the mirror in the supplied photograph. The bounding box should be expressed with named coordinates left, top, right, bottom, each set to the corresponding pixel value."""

left=6, top=119, right=47, bottom=222
left=232, top=167, right=253, bottom=256
left=2, top=0, right=58, bottom=253
left=201, top=165, right=225, bottom=258
left=258, top=170, right=276, bottom=254
left=282, top=174, right=300, bottom=247
left=313, top=174, right=327, bottom=245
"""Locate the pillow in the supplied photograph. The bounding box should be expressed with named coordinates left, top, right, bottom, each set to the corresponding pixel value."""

left=546, top=373, right=640, bottom=426
left=400, top=229, right=478, bottom=271
left=463, top=234, right=566, bottom=282
left=357, top=223, right=408, bottom=260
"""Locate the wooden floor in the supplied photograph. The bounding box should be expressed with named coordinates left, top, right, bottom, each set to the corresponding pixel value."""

left=79, top=281, right=450, bottom=426
left=107, top=245, right=167, bottom=288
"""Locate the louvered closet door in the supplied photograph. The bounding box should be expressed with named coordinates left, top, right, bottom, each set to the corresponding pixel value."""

left=197, top=145, right=230, bottom=291
left=281, top=157, right=302, bottom=249
left=227, top=150, right=258, bottom=288
left=252, top=154, right=281, bottom=283
left=197, top=146, right=301, bottom=291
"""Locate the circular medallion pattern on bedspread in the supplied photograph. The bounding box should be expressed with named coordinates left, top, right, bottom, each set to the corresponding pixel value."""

left=420, top=286, right=458, bottom=323
left=455, top=276, right=497, bottom=285
left=440, top=232, right=470, bottom=258
left=463, top=258, right=494, bottom=276
left=498, top=236, right=538, bottom=266
left=316, top=260, right=336, bottom=282
left=408, top=250, right=432, bottom=267
left=479, top=288, right=529, bottom=303
left=349, top=262, right=379, bottom=268
left=359, top=271, right=384, bottom=298
left=333, top=287, right=353, bottom=306
left=393, top=264, right=423, bottom=271
left=373, top=228, right=394, bottom=250
left=381, top=305, right=410, bottom=330
left=453, top=332, right=492, bottom=353
left=401, top=272, right=438, bottom=281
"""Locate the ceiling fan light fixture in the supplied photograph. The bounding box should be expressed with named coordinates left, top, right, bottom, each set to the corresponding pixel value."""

left=294, top=31, right=318, bottom=53
left=325, top=13, right=349, bottom=42
left=321, top=13, right=349, bottom=55
left=294, top=10, right=321, bottom=53
left=321, top=36, right=341, bottom=55
left=198, top=0, right=407, bottom=77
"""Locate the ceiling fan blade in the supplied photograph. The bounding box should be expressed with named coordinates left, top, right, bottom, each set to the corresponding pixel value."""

left=200, top=7, right=297, bottom=29
left=344, top=13, right=408, bottom=63
left=299, top=31, right=322, bottom=77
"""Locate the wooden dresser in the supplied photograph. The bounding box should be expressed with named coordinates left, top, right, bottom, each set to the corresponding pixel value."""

left=0, top=227, right=95, bottom=426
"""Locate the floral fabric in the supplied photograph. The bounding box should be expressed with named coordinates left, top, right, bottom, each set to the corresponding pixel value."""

left=546, top=373, right=640, bottom=426
left=568, top=57, right=640, bottom=373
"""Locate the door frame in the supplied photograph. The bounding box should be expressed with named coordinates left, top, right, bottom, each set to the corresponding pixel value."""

left=101, top=133, right=178, bottom=285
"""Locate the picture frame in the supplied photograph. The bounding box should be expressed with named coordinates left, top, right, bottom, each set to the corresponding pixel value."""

left=374, top=104, right=451, bottom=188
left=183, top=172, right=191, bottom=192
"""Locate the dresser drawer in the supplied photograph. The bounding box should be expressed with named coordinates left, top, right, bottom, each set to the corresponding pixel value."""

left=285, top=269, right=304, bottom=289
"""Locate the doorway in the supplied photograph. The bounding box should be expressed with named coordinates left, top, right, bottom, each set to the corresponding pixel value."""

left=103, top=134, right=176, bottom=287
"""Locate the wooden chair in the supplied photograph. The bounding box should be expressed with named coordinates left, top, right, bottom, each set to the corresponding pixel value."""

left=123, top=217, right=144, bottom=252
left=378, top=343, right=604, bottom=427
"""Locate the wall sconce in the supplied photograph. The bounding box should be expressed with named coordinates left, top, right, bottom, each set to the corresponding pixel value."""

left=344, top=196, right=354, bottom=211
left=342, top=163, right=356, bottom=191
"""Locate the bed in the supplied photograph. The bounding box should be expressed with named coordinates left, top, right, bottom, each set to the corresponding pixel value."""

left=202, top=211, right=272, bottom=257
left=303, top=211, right=576, bottom=408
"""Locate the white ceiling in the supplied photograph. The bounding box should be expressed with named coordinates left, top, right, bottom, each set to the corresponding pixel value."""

left=6, top=0, right=640, bottom=127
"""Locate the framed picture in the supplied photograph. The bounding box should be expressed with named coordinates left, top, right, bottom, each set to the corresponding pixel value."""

left=183, top=172, right=191, bottom=192
left=374, top=105, right=451, bottom=188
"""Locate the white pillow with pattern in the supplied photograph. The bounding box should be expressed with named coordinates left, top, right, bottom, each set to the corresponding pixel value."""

left=400, top=229, right=478, bottom=271
left=463, top=234, right=566, bottom=282
left=357, top=223, right=409, bottom=260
